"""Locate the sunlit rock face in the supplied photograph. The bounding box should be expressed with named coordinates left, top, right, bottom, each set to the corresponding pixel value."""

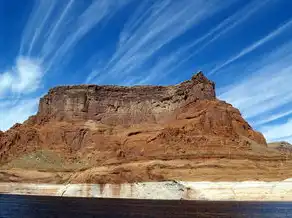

left=0, top=72, right=270, bottom=184
left=34, top=72, right=216, bottom=125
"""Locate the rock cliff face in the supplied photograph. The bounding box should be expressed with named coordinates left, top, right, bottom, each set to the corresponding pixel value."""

left=31, top=72, right=215, bottom=125
left=0, top=72, right=278, bottom=184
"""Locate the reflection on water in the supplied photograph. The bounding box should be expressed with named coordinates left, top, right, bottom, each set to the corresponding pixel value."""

left=0, top=194, right=291, bottom=218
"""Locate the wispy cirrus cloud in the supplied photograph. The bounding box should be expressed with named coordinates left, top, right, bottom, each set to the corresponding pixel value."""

left=209, top=17, right=292, bottom=75
left=254, top=109, right=292, bottom=126
left=0, top=57, right=43, bottom=96
left=42, top=0, right=128, bottom=73
left=86, top=0, right=236, bottom=84
left=0, top=98, right=39, bottom=130
left=0, top=0, right=132, bottom=130
left=19, top=0, right=56, bottom=56
left=214, top=11, right=292, bottom=143
left=166, top=0, right=271, bottom=74
left=87, top=0, right=272, bottom=85
left=260, top=120, right=292, bottom=142
left=218, top=38, right=292, bottom=142
left=20, top=0, right=132, bottom=73
left=0, top=57, right=43, bottom=131
left=0, top=73, right=13, bottom=96
left=219, top=41, right=292, bottom=118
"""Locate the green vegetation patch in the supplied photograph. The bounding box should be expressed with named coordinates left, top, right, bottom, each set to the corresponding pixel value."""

left=1, top=150, right=90, bottom=172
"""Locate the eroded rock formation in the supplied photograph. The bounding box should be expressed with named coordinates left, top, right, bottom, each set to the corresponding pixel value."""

left=29, top=72, right=215, bottom=125
left=0, top=72, right=278, bottom=183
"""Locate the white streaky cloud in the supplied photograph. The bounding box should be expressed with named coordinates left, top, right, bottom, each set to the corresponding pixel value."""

left=209, top=18, right=292, bottom=75
left=136, top=50, right=184, bottom=85
left=19, top=0, right=133, bottom=76
left=102, top=0, right=173, bottom=71
left=254, top=109, right=292, bottom=126
left=19, top=0, right=54, bottom=56
left=219, top=40, right=292, bottom=121
left=124, top=0, right=268, bottom=85
left=27, top=1, right=57, bottom=56
left=0, top=0, right=133, bottom=131
left=218, top=40, right=292, bottom=99
left=11, top=57, right=43, bottom=93
left=196, top=0, right=270, bottom=48
left=219, top=62, right=292, bottom=120
left=118, top=0, right=154, bottom=47
left=0, top=57, right=43, bottom=95
left=121, top=76, right=142, bottom=86
left=88, top=0, right=174, bottom=78
left=0, top=0, right=51, bottom=113
left=0, top=72, right=13, bottom=96
left=40, top=0, right=74, bottom=59
left=245, top=91, right=292, bottom=120
left=165, top=0, right=271, bottom=74
left=218, top=40, right=292, bottom=142
left=87, top=0, right=234, bottom=83
left=259, top=119, right=292, bottom=142
left=43, top=0, right=131, bottom=73
left=119, top=0, right=223, bottom=67
left=0, top=98, right=39, bottom=131
left=220, top=63, right=292, bottom=119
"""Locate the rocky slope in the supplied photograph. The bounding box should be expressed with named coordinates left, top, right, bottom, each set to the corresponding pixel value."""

left=268, top=141, right=292, bottom=153
left=1, top=72, right=290, bottom=184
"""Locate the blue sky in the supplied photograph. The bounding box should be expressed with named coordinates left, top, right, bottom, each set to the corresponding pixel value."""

left=0, top=0, right=292, bottom=143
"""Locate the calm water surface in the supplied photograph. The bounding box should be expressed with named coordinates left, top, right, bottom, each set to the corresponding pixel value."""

left=1, top=194, right=292, bottom=218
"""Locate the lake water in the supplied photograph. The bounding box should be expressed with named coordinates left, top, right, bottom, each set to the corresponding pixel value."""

left=1, top=194, right=292, bottom=217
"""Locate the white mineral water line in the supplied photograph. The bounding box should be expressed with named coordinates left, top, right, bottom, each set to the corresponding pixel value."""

left=1, top=179, right=292, bottom=201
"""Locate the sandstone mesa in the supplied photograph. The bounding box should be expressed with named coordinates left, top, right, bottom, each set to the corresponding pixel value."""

left=0, top=72, right=291, bottom=184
